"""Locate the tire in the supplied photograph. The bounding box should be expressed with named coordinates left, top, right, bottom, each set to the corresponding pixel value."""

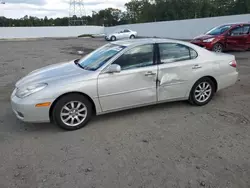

left=130, top=35, right=135, bottom=39
left=212, top=43, right=223, bottom=53
left=52, top=94, right=93, bottom=130
left=111, top=36, right=116, bottom=41
left=189, top=77, right=215, bottom=106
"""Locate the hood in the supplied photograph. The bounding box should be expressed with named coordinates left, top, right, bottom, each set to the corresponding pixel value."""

left=193, top=34, right=215, bottom=40
left=16, top=60, right=89, bottom=88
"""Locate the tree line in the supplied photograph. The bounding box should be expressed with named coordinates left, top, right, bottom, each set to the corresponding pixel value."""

left=0, top=0, right=249, bottom=27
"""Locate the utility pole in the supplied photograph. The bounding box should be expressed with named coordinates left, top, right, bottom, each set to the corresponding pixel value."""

left=68, top=0, right=86, bottom=26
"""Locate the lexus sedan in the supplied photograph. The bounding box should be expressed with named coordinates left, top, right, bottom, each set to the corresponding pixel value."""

left=11, top=38, right=238, bottom=130
left=105, top=29, right=137, bottom=41
left=191, top=23, right=250, bottom=52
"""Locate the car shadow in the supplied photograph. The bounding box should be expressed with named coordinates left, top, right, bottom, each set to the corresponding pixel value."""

left=91, top=100, right=190, bottom=123
left=7, top=100, right=191, bottom=133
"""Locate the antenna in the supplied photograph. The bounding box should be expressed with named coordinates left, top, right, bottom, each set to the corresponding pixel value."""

left=68, top=0, right=86, bottom=26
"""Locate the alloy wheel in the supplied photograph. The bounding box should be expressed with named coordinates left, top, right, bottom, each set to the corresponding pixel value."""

left=60, top=101, right=87, bottom=127
left=213, top=43, right=223, bottom=52
left=194, top=82, right=212, bottom=103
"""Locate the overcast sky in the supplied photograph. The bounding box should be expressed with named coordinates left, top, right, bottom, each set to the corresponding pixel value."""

left=0, top=0, right=129, bottom=18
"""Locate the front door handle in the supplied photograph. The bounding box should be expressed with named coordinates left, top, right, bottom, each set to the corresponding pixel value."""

left=192, top=65, right=202, bottom=69
left=145, top=71, right=156, bottom=76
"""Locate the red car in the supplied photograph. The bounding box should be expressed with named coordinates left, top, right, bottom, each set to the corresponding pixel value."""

left=191, top=23, right=250, bottom=52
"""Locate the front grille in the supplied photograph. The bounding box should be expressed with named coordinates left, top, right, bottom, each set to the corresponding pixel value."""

left=13, top=109, right=24, bottom=119
left=17, top=111, right=24, bottom=118
left=192, top=39, right=202, bottom=43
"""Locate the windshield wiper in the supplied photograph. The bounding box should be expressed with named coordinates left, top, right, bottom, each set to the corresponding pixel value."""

left=74, top=59, right=85, bottom=69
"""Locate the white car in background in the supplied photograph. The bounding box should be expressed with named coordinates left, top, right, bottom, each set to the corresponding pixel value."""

left=105, top=29, right=137, bottom=41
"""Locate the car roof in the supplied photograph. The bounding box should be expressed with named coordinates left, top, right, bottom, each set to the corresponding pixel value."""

left=110, top=38, right=189, bottom=47
left=219, top=22, right=250, bottom=27
left=110, top=38, right=212, bottom=56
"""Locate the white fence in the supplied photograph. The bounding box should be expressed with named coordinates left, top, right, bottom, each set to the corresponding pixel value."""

left=105, top=14, right=250, bottom=39
left=0, top=14, right=250, bottom=39
left=0, top=26, right=104, bottom=39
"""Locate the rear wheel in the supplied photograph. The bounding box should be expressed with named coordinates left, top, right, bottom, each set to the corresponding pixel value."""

left=130, top=35, right=135, bottom=39
left=52, top=94, right=93, bottom=130
left=189, top=77, right=215, bottom=106
left=212, top=43, right=223, bottom=52
left=111, top=36, right=116, bottom=41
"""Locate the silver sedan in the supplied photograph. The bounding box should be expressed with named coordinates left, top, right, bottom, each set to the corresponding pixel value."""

left=11, top=38, right=239, bottom=130
left=105, top=29, right=137, bottom=41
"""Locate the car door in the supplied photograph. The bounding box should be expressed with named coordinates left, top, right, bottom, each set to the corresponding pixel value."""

left=97, top=44, right=157, bottom=112
left=117, top=30, right=125, bottom=40
left=245, top=25, right=250, bottom=49
left=225, top=25, right=250, bottom=50
left=123, top=29, right=131, bottom=39
left=156, top=43, right=200, bottom=101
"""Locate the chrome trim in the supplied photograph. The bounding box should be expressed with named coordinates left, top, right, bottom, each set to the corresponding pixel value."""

left=97, top=97, right=188, bottom=115
left=99, top=87, right=155, bottom=98
left=159, top=81, right=185, bottom=87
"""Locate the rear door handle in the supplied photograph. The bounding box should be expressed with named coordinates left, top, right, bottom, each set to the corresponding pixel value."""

left=145, top=71, right=156, bottom=76
left=192, top=65, right=202, bottom=69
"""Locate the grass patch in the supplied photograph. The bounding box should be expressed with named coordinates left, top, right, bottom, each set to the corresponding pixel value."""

left=78, top=34, right=95, bottom=38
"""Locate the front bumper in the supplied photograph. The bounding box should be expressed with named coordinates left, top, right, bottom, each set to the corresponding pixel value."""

left=105, top=36, right=111, bottom=41
left=10, top=89, right=51, bottom=123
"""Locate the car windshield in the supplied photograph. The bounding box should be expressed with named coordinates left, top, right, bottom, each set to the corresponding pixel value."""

left=78, top=44, right=126, bottom=71
left=206, top=25, right=232, bottom=35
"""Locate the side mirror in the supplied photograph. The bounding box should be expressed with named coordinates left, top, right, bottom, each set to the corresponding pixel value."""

left=106, top=64, right=121, bottom=73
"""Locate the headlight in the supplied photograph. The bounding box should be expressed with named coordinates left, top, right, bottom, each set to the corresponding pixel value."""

left=203, top=38, right=215, bottom=43
left=16, top=83, right=48, bottom=98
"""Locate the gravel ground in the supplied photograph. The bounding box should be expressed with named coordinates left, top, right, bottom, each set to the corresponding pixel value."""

left=0, top=38, right=250, bottom=188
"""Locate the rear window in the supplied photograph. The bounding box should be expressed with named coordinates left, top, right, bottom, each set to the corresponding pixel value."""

left=158, top=43, right=198, bottom=64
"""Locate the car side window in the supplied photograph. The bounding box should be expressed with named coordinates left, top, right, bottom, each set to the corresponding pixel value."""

left=112, top=44, right=154, bottom=70
left=230, top=26, right=250, bottom=36
left=159, top=43, right=197, bottom=64
left=243, top=25, right=250, bottom=34
left=190, top=48, right=198, bottom=59
left=124, top=29, right=130, bottom=33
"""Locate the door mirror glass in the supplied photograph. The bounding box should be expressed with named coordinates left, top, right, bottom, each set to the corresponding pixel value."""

left=107, top=64, right=121, bottom=73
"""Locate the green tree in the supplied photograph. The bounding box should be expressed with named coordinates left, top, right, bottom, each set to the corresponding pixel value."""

left=0, top=0, right=250, bottom=27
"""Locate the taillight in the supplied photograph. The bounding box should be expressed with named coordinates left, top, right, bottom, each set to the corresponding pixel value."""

left=229, top=60, right=237, bottom=68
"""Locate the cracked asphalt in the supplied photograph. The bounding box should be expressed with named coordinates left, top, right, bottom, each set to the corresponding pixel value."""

left=0, top=38, right=250, bottom=188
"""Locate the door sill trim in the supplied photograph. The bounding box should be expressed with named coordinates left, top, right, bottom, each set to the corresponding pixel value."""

left=97, top=97, right=188, bottom=115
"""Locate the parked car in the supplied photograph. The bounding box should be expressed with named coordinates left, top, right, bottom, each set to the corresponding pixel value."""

left=11, top=38, right=238, bottom=130
left=105, top=29, right=137, bottom=41
left=191, top=23, right=250, bottom=52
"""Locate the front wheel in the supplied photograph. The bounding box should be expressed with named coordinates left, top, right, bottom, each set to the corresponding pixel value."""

left=189, top=77, right=215, bottom=106
left=52, top=94, right=93, bottom=130
left=212, top=43, right=223, bottom=52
